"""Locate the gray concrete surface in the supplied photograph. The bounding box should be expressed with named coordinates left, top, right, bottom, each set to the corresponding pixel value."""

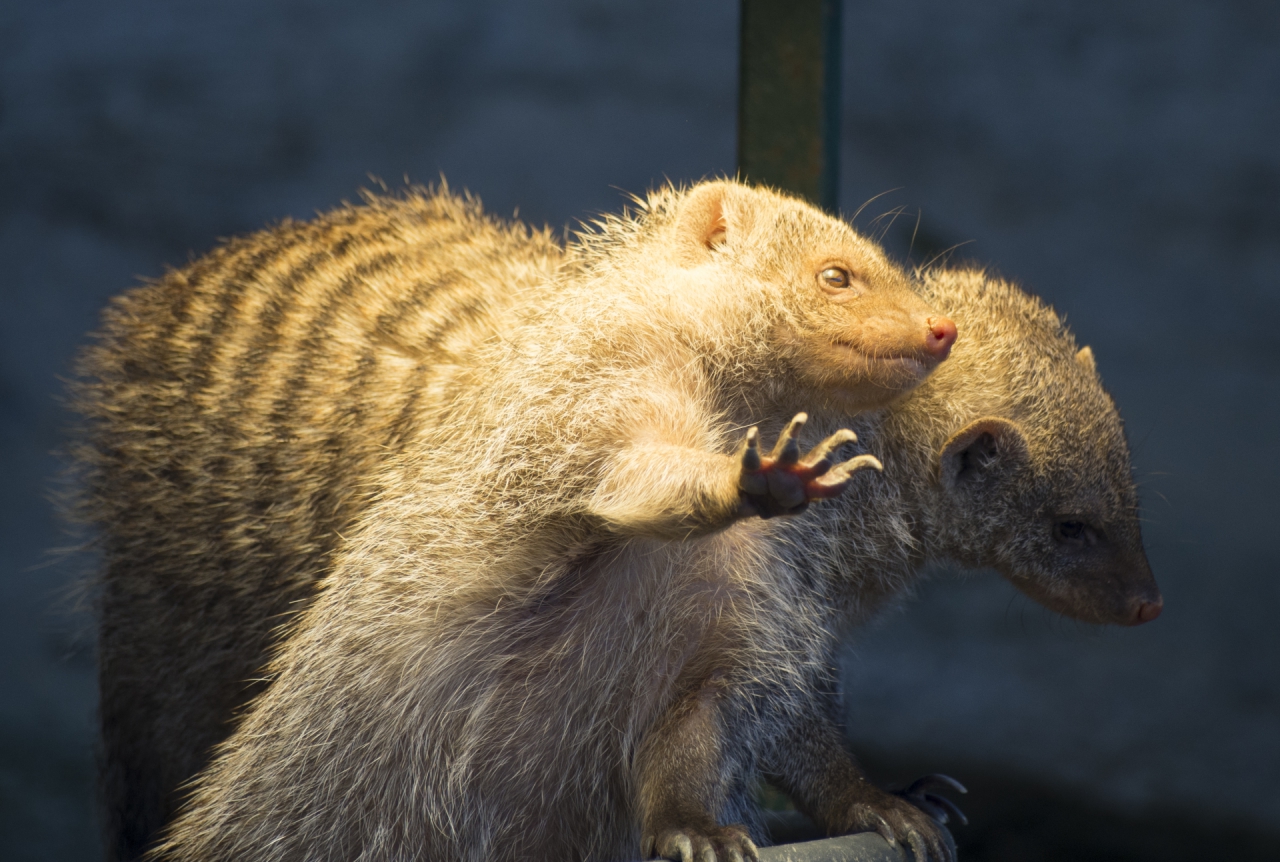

left=1, top=1, right=1276, bottom=859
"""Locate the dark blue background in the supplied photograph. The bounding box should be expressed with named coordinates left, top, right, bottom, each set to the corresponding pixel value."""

left=2, top=2, right=1277, bottom=858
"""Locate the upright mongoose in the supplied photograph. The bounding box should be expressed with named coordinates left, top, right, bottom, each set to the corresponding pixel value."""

left=69, top=181, right=955, bottom=861
left=144, top=268, right=1157, bottom=862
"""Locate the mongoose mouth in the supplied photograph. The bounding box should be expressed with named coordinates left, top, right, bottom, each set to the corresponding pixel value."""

left=828, top=316, right=956, bottom=367
left=1002, top=565, right=1163, bottom=626
left=829, top=342, right=937, bottom=373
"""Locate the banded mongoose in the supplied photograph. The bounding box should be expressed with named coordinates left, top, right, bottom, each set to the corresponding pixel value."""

left=148, top=269, right=1157, bottom=862
left=69, top=180, right=956, bottom=861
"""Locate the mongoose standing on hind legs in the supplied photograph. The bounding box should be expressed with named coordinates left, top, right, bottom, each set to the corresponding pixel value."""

left=148, top=265, right=1159, bottom=862
left=70, top=179, right=956, bottom=861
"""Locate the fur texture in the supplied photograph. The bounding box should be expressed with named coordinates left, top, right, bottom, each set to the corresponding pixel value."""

left=69, top=181, right=951, bottom=861
left=144, top=266, right=1158, bottom=862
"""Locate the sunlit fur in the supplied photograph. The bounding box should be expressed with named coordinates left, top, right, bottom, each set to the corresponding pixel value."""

left=145, top=266, right=1153, bottom=862
left=68, top=180, right=947, bottom=860
left=69, top=187, right=562, bottom=862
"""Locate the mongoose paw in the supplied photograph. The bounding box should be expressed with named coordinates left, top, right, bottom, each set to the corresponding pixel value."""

left=642, top=822, right=760, bottom=862
left=737, top=413, right=882, bottom=519
left=835, top=784, right=958, bottom=862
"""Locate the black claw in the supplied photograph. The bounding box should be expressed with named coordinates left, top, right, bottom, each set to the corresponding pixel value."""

left=900, top=773, right=967, bottom=828
left=928, top=793, right=968, bottom=827
left=911, top=797, right=948, bottom=824
left=742, top=428, right=762, bottom=472
left=908, top=774, right=967, bottom=796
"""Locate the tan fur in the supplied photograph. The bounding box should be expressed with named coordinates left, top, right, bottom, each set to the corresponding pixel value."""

left=68, top=180, right=949, bottom=861
left=70, top=187, right=559, bottom=862
left=148, top=270, right=1156, bottom=862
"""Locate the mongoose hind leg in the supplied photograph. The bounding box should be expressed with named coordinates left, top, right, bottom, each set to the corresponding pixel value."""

left=764, top=711, right=959, bottom=862
left=637, top=673, right=760, bottom=862
left=737, top=413, right=881, bottom=520
left=834, top=786, right=957, bottom=862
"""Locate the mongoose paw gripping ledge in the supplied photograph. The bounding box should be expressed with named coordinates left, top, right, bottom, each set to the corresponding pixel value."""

left=643, top=821, right=761, bottom=862
left=830, top=774, right=964, bottom=862
left=738, top=412, right=882, bottom=519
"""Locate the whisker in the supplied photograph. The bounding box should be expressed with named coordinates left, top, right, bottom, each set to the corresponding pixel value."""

left=850, top=188, right=904, bottom=224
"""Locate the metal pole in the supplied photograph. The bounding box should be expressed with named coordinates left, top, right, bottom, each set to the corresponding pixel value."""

left=734, top=10, right=922, bottom=858
left=758, top=832, right=908, bottom=861
left=737, top=0, right=843, bottom=211
left=753, top=810, right=919, bottom=861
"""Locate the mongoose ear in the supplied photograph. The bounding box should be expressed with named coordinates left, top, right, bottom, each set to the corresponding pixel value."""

left=937, top=416, right=1030, bottom=493
left=1075, top=346, right=1097, bottom=374
left=674, top=182, right=734, bottom=260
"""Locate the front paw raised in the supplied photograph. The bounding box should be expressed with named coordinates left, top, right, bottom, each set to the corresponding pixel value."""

left=642, top=822, right=759, bottom=862
left=737, top=413, right=882, bottom=519
left=834, top=780, right=963, bottom=862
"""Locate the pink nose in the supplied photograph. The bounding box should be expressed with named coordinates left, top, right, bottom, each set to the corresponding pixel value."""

left=1133, top=599, right=1163, bottom=625
left=925, top=316, right=957, bottom=360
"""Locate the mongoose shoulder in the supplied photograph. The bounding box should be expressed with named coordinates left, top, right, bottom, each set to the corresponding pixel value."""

left=71, top=180, right=953, bottom=861
left=150, top=265, right=1156, bottom=862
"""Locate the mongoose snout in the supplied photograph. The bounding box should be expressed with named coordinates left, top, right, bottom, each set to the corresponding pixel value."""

left=791, top=293, right=956, bottom=411
left=999, top=549, right=1163, bottom=627
left=1133, top=597, right=1163, bottom=624
left=831, top=311, right=955, bottom=363
left=925, top=315, right=957, bottom=360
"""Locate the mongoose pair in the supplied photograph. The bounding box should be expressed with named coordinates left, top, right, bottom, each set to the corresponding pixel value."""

left=70, top=181, right=1158, bottom=862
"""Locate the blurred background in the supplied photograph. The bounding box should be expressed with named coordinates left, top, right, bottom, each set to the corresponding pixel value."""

left=2, top=1, right=1277, bottom=859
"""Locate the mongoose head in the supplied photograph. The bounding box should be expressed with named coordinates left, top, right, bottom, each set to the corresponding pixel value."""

left=637, top=180, right=956, bottom=412
left=908, top=270, right=1161, bottom=627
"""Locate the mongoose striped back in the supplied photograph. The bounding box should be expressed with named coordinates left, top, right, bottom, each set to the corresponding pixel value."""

left=70, top=188, right=561, bottom=861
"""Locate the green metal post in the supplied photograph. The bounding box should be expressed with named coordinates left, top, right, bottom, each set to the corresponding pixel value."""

left=737, top=0, right=843, bottom=212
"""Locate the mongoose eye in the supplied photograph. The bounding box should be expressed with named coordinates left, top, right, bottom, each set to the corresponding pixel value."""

left=819, top=266, right=853, bottom=288
left=1052, top=520, right=1093, bottom=546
